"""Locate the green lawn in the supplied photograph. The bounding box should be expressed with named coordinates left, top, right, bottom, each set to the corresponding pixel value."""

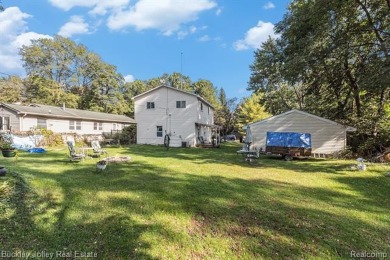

left=1, top=143, right=389, bottom=259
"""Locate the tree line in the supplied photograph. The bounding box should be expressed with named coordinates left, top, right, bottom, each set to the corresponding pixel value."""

left=1, top=35, right=266, bottom=137
left=3, top=0, right=387, bottom=155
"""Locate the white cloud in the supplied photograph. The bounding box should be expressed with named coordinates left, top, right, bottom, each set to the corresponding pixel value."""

left=107, top=0, right=217, bottom=35
left=49, top=0, right=216, bottom=38
left=124, top=74, right=135, bottom=82
left=177, top=25, right=198, bottom=39
left=48, top=0, right=130, bottom=14
left=198, top=35, right=211, bottom=42
left=263, top=1, right=275, bottom=10
left=0, top=7, right=51, bottom=74
left=58, top=16, right=90, bottom=37
left=233, top=21, right=276, bottom=51
left=89, top=0, right=130, bottom=15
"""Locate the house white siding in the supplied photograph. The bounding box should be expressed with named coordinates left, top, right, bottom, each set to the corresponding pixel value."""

left=0, top=108, right=19, bottom=131
left=249, top=110, right=354, bottom=154
left=20, top=117, right=40, bottom=131
left=134, top=86, right=216, bottom=147
left=0, top=103, right=134, bottom=136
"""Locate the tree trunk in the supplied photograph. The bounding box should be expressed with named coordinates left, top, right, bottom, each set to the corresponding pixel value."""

left=344, top=61, right=361, bottom=117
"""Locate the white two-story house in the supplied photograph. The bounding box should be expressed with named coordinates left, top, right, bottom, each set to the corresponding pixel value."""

left=133, top=85, right=218, bottom=147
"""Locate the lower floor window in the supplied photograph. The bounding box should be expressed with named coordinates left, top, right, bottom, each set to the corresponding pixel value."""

left=69, top=120, right=81, bottom=130
left=157, top=126, right=163, bottom=137
left=0, top=117, right=10, bottom=130
left=94, top=122, right=103, bottom=130
left=37, top=118, right=47, bottom=129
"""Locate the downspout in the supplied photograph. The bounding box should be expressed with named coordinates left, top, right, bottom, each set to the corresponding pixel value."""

left=21, top=113, right=27, bottom=131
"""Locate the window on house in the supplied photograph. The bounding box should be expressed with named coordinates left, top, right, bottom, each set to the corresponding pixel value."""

left=200, top=103, right=203, bottom=111
left=37, top=119, right=47, bottom=129
left=69, top=120, right=81, bottom=130
left=176, top=101, right=186, bottom=108
left=157, top=126, right=163, bottom=137
left=147, top=102, right=155, bottom=109
left=94, top=122, right=103, bottom=130
left=113, top=123, right=117, bottom=131
left=0, top=117, right=10, bottom=131
left=208, top=106, right=210, bottom=114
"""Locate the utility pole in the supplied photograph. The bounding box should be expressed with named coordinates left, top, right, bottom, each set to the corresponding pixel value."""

left=180, top=52, right=183, bottom=89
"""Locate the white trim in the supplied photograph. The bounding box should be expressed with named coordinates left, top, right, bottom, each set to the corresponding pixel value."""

left=132, top=85, right=214, bottom=109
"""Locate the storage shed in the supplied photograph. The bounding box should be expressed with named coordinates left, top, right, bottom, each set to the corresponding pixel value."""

left=247, top=110, right=356, bottom=155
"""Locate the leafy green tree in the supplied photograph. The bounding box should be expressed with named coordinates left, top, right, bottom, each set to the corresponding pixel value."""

left=249, top=0, right=390, bottom=154
left=249, top=38, right=306, bottom=114
left=192, top=79, right=218, bottom=106
left=0, top=76, right=24, bottom=103
left=24, top=75, right=79, bottom=107
left=214, top=88, right=237, bottom=136
left=236, top=93, right=271, bottom=135
left=20, top=35, right=126, bottom=113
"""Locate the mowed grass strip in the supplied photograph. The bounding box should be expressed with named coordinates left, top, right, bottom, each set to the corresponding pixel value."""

left=0, top=143, right=389, bottom=259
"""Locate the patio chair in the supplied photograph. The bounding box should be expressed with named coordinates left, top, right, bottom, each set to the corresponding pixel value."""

left=91, top=140, right=108, bottom=158
left=66, top=141, right=85, bottom=161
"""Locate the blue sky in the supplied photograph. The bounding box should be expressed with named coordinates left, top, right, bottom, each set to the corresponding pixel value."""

left=0, top=0, right=290, bottom=99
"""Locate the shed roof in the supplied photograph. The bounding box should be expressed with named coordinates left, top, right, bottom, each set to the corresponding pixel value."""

left=132, top=85, right=214, bottom=109
left=248, top=109, right=356, bottom=132
left=0, top=103, right=135, bottom=124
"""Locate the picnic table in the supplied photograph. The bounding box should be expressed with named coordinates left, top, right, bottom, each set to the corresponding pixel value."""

left=237, top=149, right=260, bottom=162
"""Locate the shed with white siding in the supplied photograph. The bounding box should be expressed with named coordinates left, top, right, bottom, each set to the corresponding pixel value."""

left=247, top=109, right=356, bottom=155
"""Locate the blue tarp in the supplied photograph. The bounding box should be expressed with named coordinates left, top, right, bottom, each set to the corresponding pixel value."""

left=27, top=147, right=46, bottom=153
left=266, top=132, right=312, bottom=148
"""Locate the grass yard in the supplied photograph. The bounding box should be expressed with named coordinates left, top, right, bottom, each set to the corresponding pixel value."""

left=1, top=142, right=389, bottom=259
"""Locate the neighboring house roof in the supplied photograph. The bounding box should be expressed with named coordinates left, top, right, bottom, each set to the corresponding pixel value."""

left=132, top=85, right=215, bottom=109
left=0, top=103, right=136, bottom=124
left=247, top=109, right=356, bottom=132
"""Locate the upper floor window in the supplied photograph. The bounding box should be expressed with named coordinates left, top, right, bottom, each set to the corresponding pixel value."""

left=94, top=122, right=103, bottom=130
left=69, top=120, right=81, bottom=130
left=208, top=106, right=210, bottom=114
left=147, top=102, right=155, bottom=109
left=200, top=103, right=203, bottom=111
left=176, top=101, right=186, bottom=108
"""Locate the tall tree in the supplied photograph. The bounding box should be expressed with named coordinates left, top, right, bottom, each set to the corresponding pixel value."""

left=236, top=93, right=271, bottom=135
left=214, top=88, right=237, bottom=136
left=24, top=75, right=79, bottom=108
left=249, top=0, right=390, bottom=154
left=20, top=35, right=126, bottom=113
left=192, top=79, right=218, bottom=106
left=0, top=76, right=23, bottom=103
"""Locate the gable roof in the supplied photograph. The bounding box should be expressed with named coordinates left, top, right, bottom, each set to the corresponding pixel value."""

left=0, top=103, right=136, bottom=124
left=132, top=85, right=214, bottom=109
left=248, top=109, right=356, bottom=132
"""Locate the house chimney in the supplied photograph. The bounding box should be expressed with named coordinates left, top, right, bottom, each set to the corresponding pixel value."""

left=62, top=103, right=66, bottom=110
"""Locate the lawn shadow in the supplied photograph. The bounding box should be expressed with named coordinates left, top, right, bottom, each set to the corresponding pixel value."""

left=2, top=146, right=389, bottom=258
